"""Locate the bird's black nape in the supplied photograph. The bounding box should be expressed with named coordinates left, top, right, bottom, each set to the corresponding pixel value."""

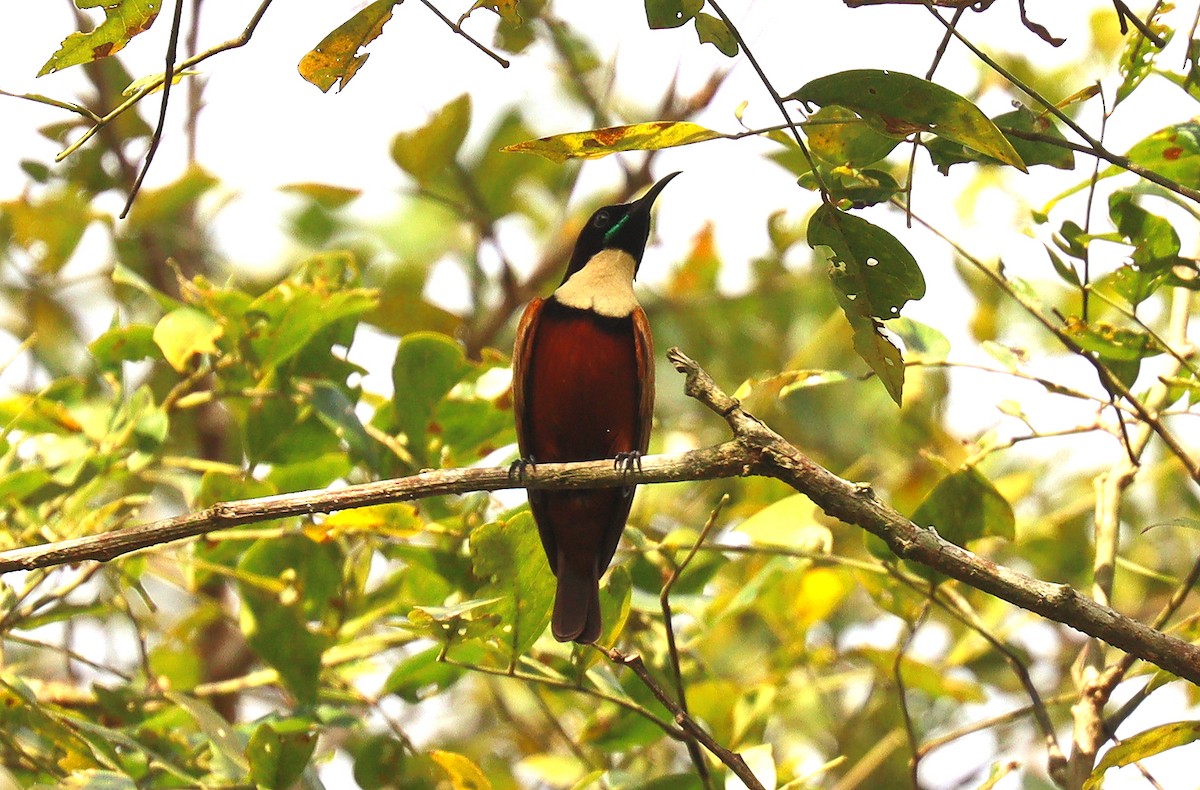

left=560, top=171, right=680, bottom=285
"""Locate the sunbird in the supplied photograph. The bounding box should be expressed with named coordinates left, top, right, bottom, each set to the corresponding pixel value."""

left=513, top=172, right=679, bottom=643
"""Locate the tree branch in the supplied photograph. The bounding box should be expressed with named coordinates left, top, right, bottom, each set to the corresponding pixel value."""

left=2, top=349, right=1199, bottom=688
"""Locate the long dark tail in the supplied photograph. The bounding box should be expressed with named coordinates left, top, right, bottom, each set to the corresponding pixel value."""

left=551, top=558, right=601, bottom=644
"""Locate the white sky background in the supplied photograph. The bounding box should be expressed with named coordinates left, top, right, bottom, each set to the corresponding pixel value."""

left=1, top=1, right=1199, bottom=788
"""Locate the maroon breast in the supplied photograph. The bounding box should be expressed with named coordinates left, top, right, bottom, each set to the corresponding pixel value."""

left=522, top=301, right=640, bottom=463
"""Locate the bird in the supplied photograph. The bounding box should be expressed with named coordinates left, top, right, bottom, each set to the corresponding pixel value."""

left=512, top=171, right=679, bottom=644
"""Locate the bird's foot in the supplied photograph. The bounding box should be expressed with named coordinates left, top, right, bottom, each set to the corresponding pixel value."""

left=614, top=451, right=643, bottom=497
left=508, top=455, right=537, bottom=484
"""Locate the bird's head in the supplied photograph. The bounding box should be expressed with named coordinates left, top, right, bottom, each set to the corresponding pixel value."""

left=560, top=171, right=680, bottom=285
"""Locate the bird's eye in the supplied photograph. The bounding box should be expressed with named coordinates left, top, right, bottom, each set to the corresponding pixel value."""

left=593, top=210, right=610, bottom=228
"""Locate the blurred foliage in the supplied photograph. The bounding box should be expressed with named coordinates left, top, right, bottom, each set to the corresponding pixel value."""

left=1, top=2, right=1199, bottom=790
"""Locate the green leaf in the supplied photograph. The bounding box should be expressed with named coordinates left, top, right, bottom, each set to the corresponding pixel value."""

left=807, top=204, right=926, bottom=404
left=391, top=332, right=473, bottom=466
left=59, top=770, right=138, bottom=790
left=1109, top=189, right=1182, bottom=269
left=1084, top=720, right=1200, bottom=790
left=39, top=0, right=162, bottom=76
left=930, top=106, right=1074, bottom=173
left=805, top=105, right=900, bottom=166
left=886, top=317, right=950, bottom=362
left=111, top=262, right=182, bottom=312
left=645, top=0, right=703, bottom=29
left=280, top=182, right=362, bottom=209
left=1064, top=318, right=1162, bottom=362
left=804, top=166, right=901, bottom=208
left=503, top=121, right=723, bottom=163
left=1125, top=121, right=1200, bottom=186
left=1045, top=246, right=1081, bottom=286
left=473, top=111, right=560, bottom=216
left=237, top=535, right=343, bottom=704
left=246, top=279, right=377, bottom=373
left=307, top=380, right=378, bottom=466
left=168, top=692, right=250, bottom=777
left=463, top=0, right=522, bottom=26
left=469, top=512, right=554, bottom=656
left=912, top=466, right=1015, bottom=549
left=153, top=307, right=223, bottom=372
left=406, top=598, right=502, bottom=641
left=384, top=644, right=469, bottom=702
left=89, top=323, right=158, bottom=370
left=790, top=69, right=1027, bottom=171
left=247, top=719, right=318, bottom=790
left=694, top=13, right=738, bottom=57
left=391, top=94, right=472, bottom=185
left=994, top=106, right=1074, bottom=170
left=0, top=189, right=98, bottom=273
left=298, top=0, right=398, bottom=92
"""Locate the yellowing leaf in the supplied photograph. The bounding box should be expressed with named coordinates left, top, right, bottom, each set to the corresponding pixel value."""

left=153, top=307, right=222, bottom=372
left=1084, top=720, right=1200, bottom=790
left=122, top=69, right=199, bottom=97
left=429, top=749, right=494, bottom=790
left=503, top=121, right=725, bottom=163
left=463, top=0, right=521, bottom=25
left=298, top=0, right=398, bottom=93
left=321, top=503, right=423, bottom=538
left=792, top=567, right=848, bottom=627
left=736, top=493, right=830, bottom=551
left=39, top=0, right=161, bottom=76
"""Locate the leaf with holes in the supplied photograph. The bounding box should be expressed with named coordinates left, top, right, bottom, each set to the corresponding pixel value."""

left=503, top=121, right=724, bottom=163
left=808, top=204, right=926, bottom=404
left=1116, top=6, right=1172, bottom=105
left=789, top=69, right=1026, bottom=171
left=298, top=0, right=397, bottom=93
left=39, top=0, right=161, bottom=76
left=644, top=0, right=703, bottom=29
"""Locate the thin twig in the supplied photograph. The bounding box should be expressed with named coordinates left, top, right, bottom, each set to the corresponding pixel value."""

left=1111, top=0, right=1167, bottom=46
left=418, top=0, right=510, bottom=68
left=439, top=651, right=684, bottom=738
left=706, top=0, right=831, bottom=202
left=894, top=600, right=931, bottom=787
left=121, top=0, right=183, bottom=217
left=899, top=202, right=1200, bottom=483
left=925, top=5, right=1200, bottom=205
left=659, top=494, right=728, bottom=789
left=606, top=647, right=766, bottom=789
